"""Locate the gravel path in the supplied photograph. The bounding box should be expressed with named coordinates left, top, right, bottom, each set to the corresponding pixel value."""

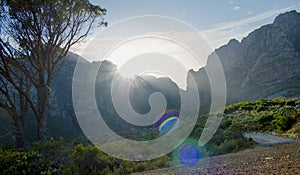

left=133, top=143, right=300, bottom=175
left=244, top=132, right=299, bottom=146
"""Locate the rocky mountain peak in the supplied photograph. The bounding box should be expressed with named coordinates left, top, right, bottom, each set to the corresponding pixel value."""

left=190, top=10, right=300, bottom=104
left=273, top=10, right=300, bottom=53
left=273, top=10, right=300, bottom=27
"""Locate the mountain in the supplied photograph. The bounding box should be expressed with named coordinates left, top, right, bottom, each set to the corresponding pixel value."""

left=51, top=10, right=300, bottom=128
left=50, top=53, right=181, bottom=135
left=190, top=10, right=300, bottom=105
left=23, top=10, right=300, bottom=139
left=94, top=62, right=181, bottom=133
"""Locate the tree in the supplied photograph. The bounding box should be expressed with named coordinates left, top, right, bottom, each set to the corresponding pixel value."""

left=1, top=0, right=106, bottom=143
left=0, top=45, right=30, bottom=150
left=0, top=1, right=31, bottom=150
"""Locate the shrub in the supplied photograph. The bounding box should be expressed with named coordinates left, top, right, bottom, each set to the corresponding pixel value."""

left=70, top=144, right=106, bottom=175
left=224, top=104, right=239, bottom=114
left=285, top=99, right=295, bottom=106
left=0, top=139, right=172, bottom=175
left=0, top=149, right=61, bottom=175
left=275, top=115, right=297, bottom=132
left=257, top=113, right=274, bottom=130
left=239, top=102, right=254, bottom=111
left=254, top=104, right=265, bottom=112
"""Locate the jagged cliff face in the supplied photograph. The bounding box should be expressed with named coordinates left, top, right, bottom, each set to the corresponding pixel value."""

left=52, top=10, right=300, bottom=125
left=95, top=65, right=181, bottom=132
left=51, top=54, right=181, bottom=132
left=192, top=10, right=300, bottom=104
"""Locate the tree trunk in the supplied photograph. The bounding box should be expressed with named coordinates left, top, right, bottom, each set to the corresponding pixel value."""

left=15, top=119, right=24, bottom=150
left=36, top=85, right=50, bottom=143
left=37, top=117, right=47, bottom=143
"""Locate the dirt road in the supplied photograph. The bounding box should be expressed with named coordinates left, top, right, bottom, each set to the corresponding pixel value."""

left=244, top=132, right=299, bottom=146
left=133, top=142, right=300, bottom=175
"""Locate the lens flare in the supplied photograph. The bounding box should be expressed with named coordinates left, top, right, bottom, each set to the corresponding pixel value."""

left=159, top=116, right=178, bottom=133
left=154, top=111, right=179, bottom=134
left=178, top=144, right=200, bottom=167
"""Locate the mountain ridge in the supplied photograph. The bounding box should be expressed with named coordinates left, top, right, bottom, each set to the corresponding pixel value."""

left=190, top=10, right=300, bottom=106
left=38, top=10, right=300, bottom=138
left=51, top=10, right=300, bottom=121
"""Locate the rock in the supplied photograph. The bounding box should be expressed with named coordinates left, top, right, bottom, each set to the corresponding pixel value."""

left=190, top=10, right=300, bottom=106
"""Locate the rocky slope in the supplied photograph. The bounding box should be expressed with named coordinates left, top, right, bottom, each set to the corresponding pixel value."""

left=50, top=53, right=181, bottom=134
left=190, top=10, right=300, bottom=105
left=48, top=10, right=300, bottom=136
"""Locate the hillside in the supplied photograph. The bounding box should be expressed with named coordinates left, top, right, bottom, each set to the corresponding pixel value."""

left=47, top=10, right=300, bottom=136
left=52, top=10, right=300, bottom=119
left=133, top=97, right=300, bottom=174
left=2, top=10, right=299, bottom=143
left=190, top=10, right=300, bottom=106
left=133, top=142, right=300, bottom=175
left=187, top=97, right=300, bottom=157
left=1, top=98, right=299, bottom=174
left=223, top=97, right=300, bottom=138
left=1, top=11, right=300, bottom=151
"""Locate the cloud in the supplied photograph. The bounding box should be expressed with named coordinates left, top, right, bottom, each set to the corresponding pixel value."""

left=233, top=6, right=240, bottom=11
left=247, top=11, right=253, bottom=15
left=211, top=5, right=296, bottom=31
left=202, top=5, right=297, bottom=49
left=229, top=1, right=234, bottom=4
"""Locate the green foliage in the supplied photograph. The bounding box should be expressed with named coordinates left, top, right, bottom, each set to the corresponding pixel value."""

left=220, top=118, right=232, bottom=129
left=254, top=103, right=265, bottom=112
left=207, top=120, right=256, bottom=156
left=223, top=97, right=300, bottom=134
left=0, top=149, right=39, bottom=175
left=190, top=115, right=257, bottom=157
left=239, top=101, right=254, bottom=111
left=0, top=146, right=66, bottom=174
left=257, top=113, right=274, bottom=130
left=285, top=99, right=295, bottom=106
left=2, top=0, right=107, bottom=143
left=0, top=138, right=171, bottom=175
left=274, top=114, right=297, bottom=131
left=70, top=144, right=106, bottom=175
left=224, top=104, right=240, bottom=114
left=190, top=97, right=300, bottom=157
left=1, top=97, right=298, bottom=174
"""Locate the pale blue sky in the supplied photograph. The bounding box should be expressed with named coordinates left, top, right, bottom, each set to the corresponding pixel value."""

left=77, top=0, right=300, bottom=54
left=95, top=0, right=300, bottom=30
left=71, top=0, right=300, bottom=88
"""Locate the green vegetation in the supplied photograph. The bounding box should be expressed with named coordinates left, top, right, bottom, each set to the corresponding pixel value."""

left=188, top=97, right=300, bottom=156
left=189, top=114, right=257, bottom=156
left=0, top=138, right=170, bottom=175
left=223, top=97, right=300, bottom=135
left=0, top=0, right=106, bottom=146
left=1, top=97, right=299, bottom=174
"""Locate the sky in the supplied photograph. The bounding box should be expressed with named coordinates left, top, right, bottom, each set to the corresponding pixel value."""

left=71, top=0, right=300, bottom=88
